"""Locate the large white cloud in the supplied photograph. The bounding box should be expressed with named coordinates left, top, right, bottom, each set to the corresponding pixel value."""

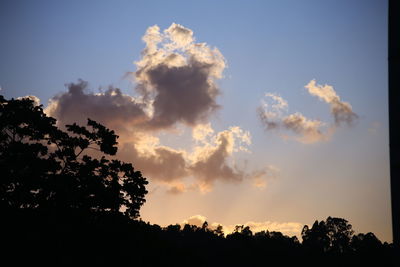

left=134, top=23, right=226, bottom=129
left=44, top=23, right=271, bottom=194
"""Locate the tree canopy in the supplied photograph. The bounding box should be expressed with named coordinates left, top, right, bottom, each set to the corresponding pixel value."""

left=0, top=95, right=148, bottom=220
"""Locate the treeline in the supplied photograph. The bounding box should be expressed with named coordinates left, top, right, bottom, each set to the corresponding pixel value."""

left=3, top=210, right=394, bottom=266
left=0, top=95, right=395, bottom=266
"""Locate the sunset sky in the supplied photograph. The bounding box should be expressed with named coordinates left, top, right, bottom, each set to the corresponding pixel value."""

left=0, top=0, right=391, bottom=241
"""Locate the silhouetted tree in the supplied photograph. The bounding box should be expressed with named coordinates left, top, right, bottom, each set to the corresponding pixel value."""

left=213, top=224, right=224, bottom=237
left=302, top=217, right=354, bottom=253
left=302, top=220, right=330, bottom=253
left=351, top=232, right=382, bottom=253
left=0, top=95, right=148, bottom=221
left=325, top=216, right=354, bottom=253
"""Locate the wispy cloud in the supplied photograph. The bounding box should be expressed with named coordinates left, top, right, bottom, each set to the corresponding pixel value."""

left=305, top=79, right=358, bottom=126
left=258, top=80, right=357, bottom=143
left=258, top=92, right=329, bottom=143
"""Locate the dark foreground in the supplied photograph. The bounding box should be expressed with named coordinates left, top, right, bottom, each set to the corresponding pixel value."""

left=3, top=210, right=395, bottom=267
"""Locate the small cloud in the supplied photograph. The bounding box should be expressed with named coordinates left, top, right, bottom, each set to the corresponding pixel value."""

left=17, top=95, right=41, bottom=106
left=166, top=183, right=187, bottom=194
left=305, top=79, right=358, bottom=126
left=251, top=165, right=280, bottom=189
left=182, top=215, right=207, bottom=227
left=282, top=112, right=329, bottom=144
left=258, top=80, right=357, bottom=143
left=181, top=215, right=304, bottom=238
left=258, top=93, right=330, bottom=144
left=243, top=221, right=303, bottom=238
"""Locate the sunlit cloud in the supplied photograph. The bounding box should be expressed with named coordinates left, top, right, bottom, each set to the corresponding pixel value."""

left=134, top=23, right=226, bottom=129
left=17, top=95, right=41, bottom=106
left=181, top=215, right=303, bottom=238
left=192, top=123, right=214, bottom=144
left=241, top=221, right=303, bottom=238
left=258, top=93, right=329, bottom=144
left=189, top=126, right=252, bottom=190
left=45, top=79, right=267, bottom=193
left=258, top=80, right=357, bottom=143
left=251, top=165, right=280, bottom=189
left=305, top=79, right=358, bottom=126
left=257, top=93, right=287, bottom=130
left=281, top=112, right=329, bottom=144
left=44, top=23, right=271, bottom=194
left=166, top=182, right=187, bottom=195
left=182, top=215, right=208, bottom=227
left=47, top=22, right=226, bottom=132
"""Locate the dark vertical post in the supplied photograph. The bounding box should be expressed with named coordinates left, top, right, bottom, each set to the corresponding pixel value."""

left=389, top=0, right=399, bottom=249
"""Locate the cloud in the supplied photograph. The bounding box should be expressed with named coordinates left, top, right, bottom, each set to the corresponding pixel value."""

left=17, top=95, right=41, bottom=106
left=241, top=221, right=304, bottom=238
left=118, top=140, right=188, bottom=183
left=182, top=215, right=207, bottom=227
left=258, top=80, right=357, bottom=143
left=165, top=23, right=194, bottom=48
left=45, top=80, right=147, bottom=135
left=47, top=22, right=226, bottom=132
left=251, top=165, right=280, bottom=189
left=305, top=79, right=358, bottom=126
left=166, top=182, right=187, bottom=195
left=45, top=79, right=264, bottom=193
left=43, top=23, right=271, bottom=194
left=189, top=126, right=257, bottom=192
left=258, top=93, right=329, bottom=143
left=257, top=93, right=287, bottom=130
left=182, top=215, right=303, bottom=238
left=192, top=123, right=214, bottom=143
left=117, top=123, right=265, bottom=193
left=134, top=23, right=226, bottom=129
left=281, top=113, right=328, bottom=144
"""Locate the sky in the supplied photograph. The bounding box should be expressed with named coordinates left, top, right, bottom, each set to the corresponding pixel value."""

left=0, top=0, right=391, bottom=241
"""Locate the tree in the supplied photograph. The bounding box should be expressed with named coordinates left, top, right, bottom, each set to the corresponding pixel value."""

left=301, top=217, right=354, bottom=253
left=213, top=224, right=224, bottom=237
left=351, top=232, right=382, bottom=253
left=302, top=220, right=330, bottom=253
left=325, top=216, right=354, bottom=253
left=0, top=95, right=148, bottom=221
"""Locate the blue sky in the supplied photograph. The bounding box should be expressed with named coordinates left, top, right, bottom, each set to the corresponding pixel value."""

left=0, top=0, right=391, bottom=241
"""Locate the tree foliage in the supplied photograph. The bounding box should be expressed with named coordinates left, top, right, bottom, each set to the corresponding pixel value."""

left=302, top=216, right=355, bottom=253
left=0, top=95, right=148, bottom=220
